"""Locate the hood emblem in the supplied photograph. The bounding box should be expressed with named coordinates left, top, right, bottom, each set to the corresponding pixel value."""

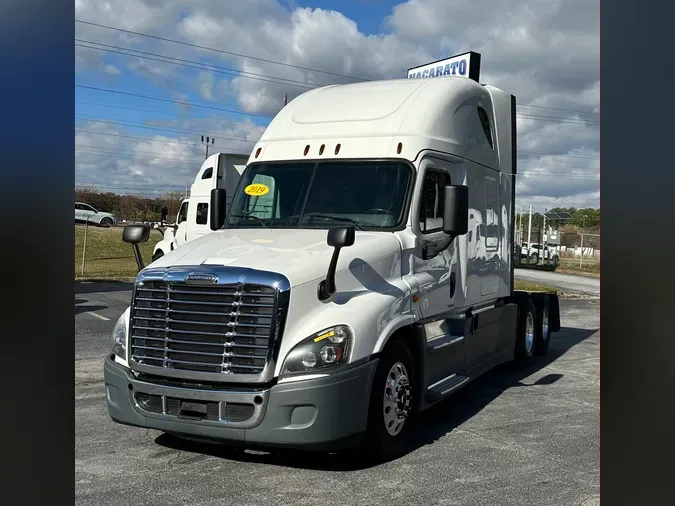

left=185, top=272, right=218, bottom=284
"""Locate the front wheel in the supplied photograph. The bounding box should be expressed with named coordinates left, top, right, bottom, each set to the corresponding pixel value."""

left=362, top=340, right=416, bottom=462
left=100, top=217, right=113, bottom=227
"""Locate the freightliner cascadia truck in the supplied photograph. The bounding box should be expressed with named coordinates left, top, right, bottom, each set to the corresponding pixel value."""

left=105, top=57, right=561, bottom=461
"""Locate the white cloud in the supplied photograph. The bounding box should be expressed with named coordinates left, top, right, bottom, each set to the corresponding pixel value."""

left=75, top=0, right=599, bottom=209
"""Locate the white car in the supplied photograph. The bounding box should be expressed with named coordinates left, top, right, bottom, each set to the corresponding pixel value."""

left=75, top=202, right=118, bottom=227
left=521, top=243, right=559, bottom=264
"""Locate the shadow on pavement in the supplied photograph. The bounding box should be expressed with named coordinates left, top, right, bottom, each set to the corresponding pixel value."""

left=153, top=325, right=598, bottom=472
left=75, top=281, right=134, bottom=295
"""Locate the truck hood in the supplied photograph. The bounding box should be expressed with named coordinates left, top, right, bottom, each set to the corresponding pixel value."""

left=149, top=228, right=403, bottom=288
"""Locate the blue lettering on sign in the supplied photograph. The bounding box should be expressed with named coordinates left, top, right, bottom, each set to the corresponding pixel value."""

left=408, top=58, right=470, bottom=79
left=459, top=59, right=467, bottom=75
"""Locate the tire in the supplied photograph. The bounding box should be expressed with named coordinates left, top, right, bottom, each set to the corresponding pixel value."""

left=152, top=250, right=164, bottom=263
left=362, top=339, right=416, bottom=463
left=514, top=297, right=537, bottom=365
left=534, top=296, right=552, bottom=356
left=100, top=217, right=113, bottom=227
left=530, top=253, right=539, bottom=264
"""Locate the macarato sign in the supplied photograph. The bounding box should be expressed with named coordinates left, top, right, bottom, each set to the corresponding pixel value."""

left=407, top=51, right=481, bottom=82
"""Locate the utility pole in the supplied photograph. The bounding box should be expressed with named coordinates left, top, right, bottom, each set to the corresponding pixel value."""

left=542, top=210, right=547, bottom=266
left=527, top=205, right=533, bottom=265
left=201, top=135, right=215, bottom=159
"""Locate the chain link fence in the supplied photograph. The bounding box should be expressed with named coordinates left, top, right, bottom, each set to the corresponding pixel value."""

left=75, top=222, right=162, bottom=280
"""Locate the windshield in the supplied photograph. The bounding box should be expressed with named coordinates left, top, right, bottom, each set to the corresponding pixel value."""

left=225, top=160, right=413, bottom=230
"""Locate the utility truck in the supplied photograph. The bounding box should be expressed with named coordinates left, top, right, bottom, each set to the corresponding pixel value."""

left=151, top=152, right=250, bottom=262
left=106, top=62, right=561, bottom=460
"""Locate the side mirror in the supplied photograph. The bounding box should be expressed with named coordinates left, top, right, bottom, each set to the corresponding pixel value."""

left=122, top=224, right=150, bottom=244
left=442, top=185, right=469, bottom=236
left=210, top=188, right=227, bottom=231
left=122, top=224, right=150, bottom=272
left=327, top=226, right=355, bottom=248
left=160, top=206, right=168, bottom=223
left=318, top=226, right=355, bottom=301
left=422, top=185, right=469, bottom=260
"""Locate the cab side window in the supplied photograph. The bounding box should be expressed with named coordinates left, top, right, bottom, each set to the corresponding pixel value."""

left=177, top=202, right=189, bottom=224
left=418, top=168, right=452, bottom=234
left=477, top=107, right=494, bottom=149
left=196, top=203, right=208, bottom=225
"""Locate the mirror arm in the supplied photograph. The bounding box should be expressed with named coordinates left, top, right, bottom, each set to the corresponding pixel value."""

left=131, top=244, right=145, bottom=271
left=317, top=246, right=342, bottom=300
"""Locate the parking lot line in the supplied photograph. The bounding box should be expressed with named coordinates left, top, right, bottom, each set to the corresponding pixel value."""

left=86, top=311, right=110, bottom=321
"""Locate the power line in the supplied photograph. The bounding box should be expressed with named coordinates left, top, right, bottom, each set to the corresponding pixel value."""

left=76, top=40, right=600, bottom=125
left=76, top=84, right=598, bottom=129
left=76, top=115, right=258, bottom=143
left=76, top=40, right=316, bottom=89
left=75, top=19, right=365, bottom=82
left=75, top=20, right=598, bottom=116
left=76, top=84, right=275, bottom=119
left=74, top=118, right=599, bottom=167
left=75, top=149, right=205, bottom=166
left=75, top=129, right=205, bottom=147
left=75, top=142, right=205, bottom=160
left=76, top=100, right=257, bottom=122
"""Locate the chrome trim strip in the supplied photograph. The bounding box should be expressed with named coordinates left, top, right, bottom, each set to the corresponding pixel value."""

left=429, top=334, right=465, bottom=350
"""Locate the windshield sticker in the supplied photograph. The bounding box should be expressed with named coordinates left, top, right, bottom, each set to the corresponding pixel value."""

left=244, top=183, right=270, bottom=196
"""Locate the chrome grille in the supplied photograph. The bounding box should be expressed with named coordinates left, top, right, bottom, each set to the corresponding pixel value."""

left=130, top=280, right=279, bottom=376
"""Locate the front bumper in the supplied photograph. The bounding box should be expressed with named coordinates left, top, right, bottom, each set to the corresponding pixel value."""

left=104, top=356, right=378, bottom=451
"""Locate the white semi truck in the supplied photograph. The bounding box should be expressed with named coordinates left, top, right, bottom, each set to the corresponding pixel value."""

left=106, top=74, right=561, bottom=461
left=151, top=152, right=250, bottom=262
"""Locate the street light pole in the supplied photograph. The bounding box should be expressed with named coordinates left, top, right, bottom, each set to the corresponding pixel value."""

left=201, top=135, right=215, bottom=159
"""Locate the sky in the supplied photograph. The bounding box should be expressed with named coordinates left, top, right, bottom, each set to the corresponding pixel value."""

left=75, top=0, right=599, bottom=212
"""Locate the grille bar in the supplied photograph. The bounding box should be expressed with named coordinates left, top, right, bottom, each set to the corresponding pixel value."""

left=130, top=277, right=281, bottom=378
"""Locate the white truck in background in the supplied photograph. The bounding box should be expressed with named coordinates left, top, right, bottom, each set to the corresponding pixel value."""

left=152, top=152, right=250, bottom=262
left=108, top=56, right=562, bottom=462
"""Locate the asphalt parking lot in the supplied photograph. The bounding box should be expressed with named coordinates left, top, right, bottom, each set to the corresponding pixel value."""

left=75, top=282, right=599, bottom=506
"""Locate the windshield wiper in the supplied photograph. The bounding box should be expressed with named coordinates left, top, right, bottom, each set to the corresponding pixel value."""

left=229, top=212, right=268, bottom=228
left=303, top=213, right=366, bottom=231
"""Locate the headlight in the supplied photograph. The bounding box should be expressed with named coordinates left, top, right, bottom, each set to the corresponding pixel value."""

left=110, top=309, right=129, bottom=367
left=281, top=325, right=353, bottom=376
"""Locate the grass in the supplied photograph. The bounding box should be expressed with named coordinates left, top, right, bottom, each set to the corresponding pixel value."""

left=517, top=256, right=600, bottom=278
left=73, top=226, right=570, bottom=293
left=513, top=280, right=558, bottom=293
left=75, top=224, right=161, bottom=279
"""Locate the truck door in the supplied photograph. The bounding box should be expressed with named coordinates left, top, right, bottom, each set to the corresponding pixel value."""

left=412, top=158, right=468, bottom=377
left=174, top=200, right=189, bottom=247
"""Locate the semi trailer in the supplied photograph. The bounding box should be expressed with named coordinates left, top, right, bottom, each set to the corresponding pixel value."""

left=105, top=72, right=561, bottom=461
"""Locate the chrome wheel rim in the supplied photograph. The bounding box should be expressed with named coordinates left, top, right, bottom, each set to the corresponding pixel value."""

left=525, top=311, right=535, bottom=353
left=542, top=306, right=550, bottom=341
left=383, top=362, right=411, bottom=436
